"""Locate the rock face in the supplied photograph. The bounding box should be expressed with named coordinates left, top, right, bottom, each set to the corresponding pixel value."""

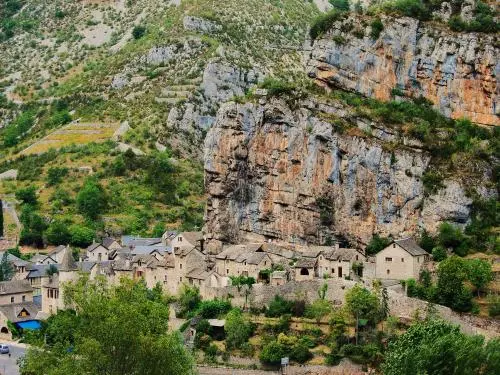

left=306, top=16, right=499, bottom=126
left=204, top=98, right=490, bottom=250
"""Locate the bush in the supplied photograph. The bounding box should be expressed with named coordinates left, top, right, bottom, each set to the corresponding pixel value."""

left=76, top=178, right=108, bottom=220
left=132, top=25, right=146, bottom=39
left=260, top=77, right=295, bottom=97
left=422, top=171, right=444, bottom=196
left=265, top=295, right=293, bottom=317
left=15, top=186, right=38, bottom=205
left=225, top=309, right=254, bottom=350
left=431, top=246, right=447, bottom=262
left=260, top=340, right=286, bottom=366
left=310, top=9, right=345, bottom=40
left=487, top=295, right=500, bottom=318
left=370, top=17, right=383, bottom=39
left=382, top=0, right=431, bottom=21
left=46, top=167, right=69, bottom=186
left=290, top=342, right=313, bottom=363
left=330, top=0, right=350, bottom=11
left=196, top=299, right=231, bottom=318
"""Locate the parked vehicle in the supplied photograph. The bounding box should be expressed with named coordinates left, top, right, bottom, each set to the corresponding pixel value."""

left=0, top=344, right=9, bottom=354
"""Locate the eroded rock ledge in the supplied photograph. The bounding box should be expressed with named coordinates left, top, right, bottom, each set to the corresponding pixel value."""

left=203, top=97, right=492, bottom=251
left=305, top=15, right=499, bottom=126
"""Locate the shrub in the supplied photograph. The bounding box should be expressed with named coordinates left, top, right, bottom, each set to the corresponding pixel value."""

left=45, top=220, right=72, bottom=246
left=431, top=246, right=447, bottom=262
left=196, top=299, right=232, bottom=318
left=132, top=25, right=146, bottom=39
left=290, top=342, right=313, bottom=363
left=46, top=167, right=69, bottom=186
left=260, top=340, right=286, bottom=366
left=76, top=178, right=108, bottom=220
left=330, top=0, right=350, bottom=11
left=16, top=186, right=38, bottom=205
left=487, top=295, right=500, bottom=318
left=422, top=171, right=444, bottom=196
left=370, top=17, right=383, bottom=39
left=265, top=295, right=293, bottom=317
left=225, top=309, right=254, bottom=350
left=382, top=0, right=431, bottom=21
left=260, top=77, right=295, bottom=97
left=310, top=9, right=345, bottom=40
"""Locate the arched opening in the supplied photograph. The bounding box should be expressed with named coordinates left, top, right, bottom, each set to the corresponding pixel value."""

left=300, top=268, right=309, bottom=276
left=1, top=327, right=9, bottom=334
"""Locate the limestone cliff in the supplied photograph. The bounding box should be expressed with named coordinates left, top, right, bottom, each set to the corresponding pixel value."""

left=305, top=15, right=499, bottom=126
left=203, top=97, right=494, bottom=250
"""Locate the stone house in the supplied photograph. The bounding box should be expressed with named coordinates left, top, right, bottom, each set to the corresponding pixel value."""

left=161, top=231, right=178, bottom=246
left=86, top=242, right=110, bottom=262
left=271, top=270, right=288, bottom=286
left=47, top=245, right=69, bottom=263
left=41, top=248, right=79, bottom=314
left=318, top=247, right=366, bottom=279
left=30, top=254, right=57, bottom=265
left=185, top=268, right=227, bottom=295
left=0, top=302, right=40, bottom=339
left=171, top=232, right=204, bottom=254
left=26, top=264, right=59, bottom=298
left=294, top=258, right=318, bottom=281
left=215, top=244, right=272, bottom=281
left=375, top=238, right=430, bottom=280
left=102, top=237, right=121, bottom=251
left=0, top=280, right=33, bottom=305
left=174, top=245, right=207, bottom=288
left=131, top=253, right=169, bottom=289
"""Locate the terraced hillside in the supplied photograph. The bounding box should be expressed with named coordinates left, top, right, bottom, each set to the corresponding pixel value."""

left=0, top=0, right=319, bottom=246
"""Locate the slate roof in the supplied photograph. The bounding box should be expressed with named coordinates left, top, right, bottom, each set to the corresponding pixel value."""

left=0, top=302, right=40, bottom=323
left=30, top=254, right=56, bottom=264
left=185, top=268, right=209, bottom=280
left=394, top=238, right=428, bottom=256
left=0, top=252, right=31, bottom=267
left=121, top=236, right=162, bottom=247
left=295, top=258, right=317, bottom=268
left=48, top=245, right=67, bottom=256
left=86, top=243, right=103, bottom=252
left=59, top=247, right=77, bottom=272
left=0, top=280, right=32, bottom=295
left=102, top=237, right=118, bottom=249
left=324, top=248, right=364, bottom=262
left=180, top=232, right=203, bottom=246
left=27, top=264, right=59, bottom=278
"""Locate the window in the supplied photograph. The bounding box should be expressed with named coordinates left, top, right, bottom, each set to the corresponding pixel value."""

left=22, top=295, right=26, bottom=302
left=355, top=255, right=358, bottom=260
left=401, top=258, right=404, bottom=262
left=385, top=257, right=392, bottom=262
left=387, top=269, right=390, bottom=275
left=417, top=257, right=420, bottom=263
left=178, top=237, right=183, bottom=242
left=264, top=261, right=267, bottom=265
left=174, top=247, right=179, bottom=252
left=180, top=263, right=182, bottom=269
left=393, top=244, right=396, bottom=248
left=226, top=269, right=229, bottom=274
left=179, top=277, right=182, bottom=282
left=10, top=297, right=14, bottom=303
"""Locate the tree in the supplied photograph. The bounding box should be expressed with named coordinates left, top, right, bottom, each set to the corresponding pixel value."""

left=46, top=167, right=68, bottom=186
left=225, top=308, right=253, bottom=350
left=45, top=220, right=71, bottom=246
left=20, top=277, right=195, bottom=375
left=68, top=224, right=94, bottom=248
left=305, top=299, right=332, bottom=322
left=177, top=284, right=201, bottom=317
left=0, top=252, right=13, bottom=281
left=146, top=152, right=177, bottom=204
left=132, top=25, right=146, bottom=39
left=431, top=246, right=447, bottom=261
left=436, top=256, right=473, bottom=312
left=76, top=178, right=108, bottom=220
left=382, top=319, right=497, bottom=375
left=15, top=186, right=38, bottom=206
left=19, top=205, right=47, bottom=248
left=230, top=276, right=255, bottom=309
left=365, top=234, right=391, bottom=255
left=330, top=0, right=350, bottom=11
left=0, top=199, right=3, bottom=237
left=345, top=284, right=380, bottom=344
left=466, top=259, right=493, bottom=296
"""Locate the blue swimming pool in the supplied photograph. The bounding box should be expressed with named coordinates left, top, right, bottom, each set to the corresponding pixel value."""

left=16, top=320, right=41, bottom=330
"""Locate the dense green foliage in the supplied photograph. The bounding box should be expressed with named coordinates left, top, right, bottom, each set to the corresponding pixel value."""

left=310, top=9, right=346, bottom=39
left=76, top=178, right=108, bottom=220
left=225, top=308, right=255, bottom=350
left=382, top=319, right=500, bottom=375
left=370, top=17, right=384, bottom=39
left=20, top=278, right=195, bottom=375
left=0, top=252, right=13, bottom=281
left=365, top=234, right=391, bottom=255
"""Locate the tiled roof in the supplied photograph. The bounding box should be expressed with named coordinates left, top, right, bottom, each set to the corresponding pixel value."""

left=0, top=280, right=33, bottom=295
left=0, top=302, right=40, bottom=323
left=395, top=238, right=428, bottom=256
left=295, top=258, right=317, bottom=268
left=102, top=237, right=118, bottom=248
left=179, top=232, right=203, bottom=246
left=121, top=236, right=162, bottom=247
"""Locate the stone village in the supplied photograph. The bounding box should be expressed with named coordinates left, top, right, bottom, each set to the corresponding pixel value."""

left=0, top=230, right=454, bottom=339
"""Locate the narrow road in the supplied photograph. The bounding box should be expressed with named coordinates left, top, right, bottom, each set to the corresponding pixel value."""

left=0, top=342, right=26, bottom=375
